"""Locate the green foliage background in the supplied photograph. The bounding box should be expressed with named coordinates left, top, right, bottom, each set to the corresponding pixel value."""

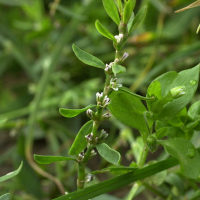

left=0, top=0, right=200, bottom=199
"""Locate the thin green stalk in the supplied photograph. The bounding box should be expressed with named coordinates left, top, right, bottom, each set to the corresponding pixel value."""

left=76, top=5, right=132, bottom=189
left=77, top=74, right=113, bottom=189
left=138, top=145, right=148, bottom=168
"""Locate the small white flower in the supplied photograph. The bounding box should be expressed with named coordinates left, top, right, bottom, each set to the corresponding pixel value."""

left=114, top=34, right=124, bottom=43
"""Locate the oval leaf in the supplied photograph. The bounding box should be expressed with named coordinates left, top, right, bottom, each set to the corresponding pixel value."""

left=0, top=194, right=10, bottom=200
left=129, top=5, right=147, bottom=33
left=95, top=20, right=117, bottom=42
left=158, top=138, right=200, bottom=179
left=108, top=90, right=150, bottom=132
left=34, top=155, right=77, bottom=164
left=188, top=100, right=200, bottom=119
left=147, top=64, right=199, bottom=120
left=112, top=64, right=126, bottom=74
left=72, top=44, right=105, bottom=69
left=59, top=104, right=96, bottom=118
left=102, top=0, right=120, bottom=25
left=96, top=143, right=121, bottom=165
left=123, top=0, right=136, bottom=24
left=69, top=120, right=93, bottom=155
left=0, top=162, right=23, bottom=183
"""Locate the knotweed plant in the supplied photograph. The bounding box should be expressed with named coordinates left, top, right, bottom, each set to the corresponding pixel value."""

left=33, top=0, right=200, bottom=200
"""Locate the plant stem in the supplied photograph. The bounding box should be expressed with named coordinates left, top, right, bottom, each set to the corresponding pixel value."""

left=77, top=162, right=86, bottom=190
left=76, top=15, right=129, bottom=190
left=76, top=73, right=113, bottom=189
left=138, top=145, right=148, bottom=168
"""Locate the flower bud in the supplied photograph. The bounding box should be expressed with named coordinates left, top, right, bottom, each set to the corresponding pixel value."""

left=146, top=136, right=157, bottom=153
left=121, top=52, right=129, bottom=61
left=77, top=151, right=84, bottom=161
left=85, top=174, right=94, bottom=183
left=99, top=129, right=109, bottom=140
left=170, top=86, right=186, bottom=99
left=101, top=113, right=111, bottom=121
left=96, top=92, right=104, bottom=104
left=104, top=63, right=112, bottom=74
left=102, top=95, right=110, bottom=107
left=86, top=109, right=96, bottom=119
left=85, top=133, right=93, bottom=143
left=90, top=150, right=97, bottom=158
left=110, top=78, right=122, bottom=91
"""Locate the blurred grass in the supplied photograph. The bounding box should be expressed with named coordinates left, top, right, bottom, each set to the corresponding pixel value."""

left=0, top=0, right=200, bottom=199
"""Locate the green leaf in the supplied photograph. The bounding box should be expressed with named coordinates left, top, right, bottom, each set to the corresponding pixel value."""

left=150, top=92, right=173, bottom=114
left=102, top=0, right=120, bottom=25
left=188, top=100, right=200, bottom=120
left=96, top=143, right=121, bottom=165
left=34, top=155, right=77, bottom=164
left=147, top=65, right=199, bottom=120
left=188, top=101, right=200, bottom=130
left=112, top=63, right=126, bottom=74
left=119, top=87, right=155, bottom=101
left=108, top=90, right=149, bottom=132
left=95, top=20, right=117, bottom=42
left=69, top=120, right=93, bottom=155
left=91, top=166, right=137, bottom=175
left=155, top=127, right=167, bottom=139
left=0, top=194, right=10, bottom=200
left=158, top=138, right=200, bottom=179
left=129, top=5, right=147, bottom=33
left=127, top=12, right=135, bottom=33
left=72, top=44, right=105, bottom=69
left=59, top=104, right=96, bottom=118
left=53, top=157, right=178, bottom=200
left=123, top=0, right=136, bottom=24
left=147, top=81, right=162, bottom=99
left=0, top=162, right=23, bottom=183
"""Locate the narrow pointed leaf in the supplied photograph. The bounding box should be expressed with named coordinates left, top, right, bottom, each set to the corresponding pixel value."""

left=59, top=104, right=96, bottom=118
left=34, top=155, right=77, bottom=164
left=127, top=12, right=135, bottom=33
left=102, top=0, right=120, bottom=25
left=95, top=20, right=117, bottom=42
left=96, top=143, right=121, bottom=165
left=69, top=120, right=93, bottom=155
left=0, top=194, right=10, bottom=200
left=129, top=5, right=147, bottom=33
left=123, top=0, right=136, bottom=24
left=72, top=44, right=105, bottom=69
left=112, top=64, right=126, bottom=74
left=0, top=162, right=23, bottom=183
left=119, top=87, right=155, bottom=100
left=91, top=166, right=138, bottom=175
left=158, top=138, right=200, bottom=179
left=53, top=157, right=178, bottom=200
